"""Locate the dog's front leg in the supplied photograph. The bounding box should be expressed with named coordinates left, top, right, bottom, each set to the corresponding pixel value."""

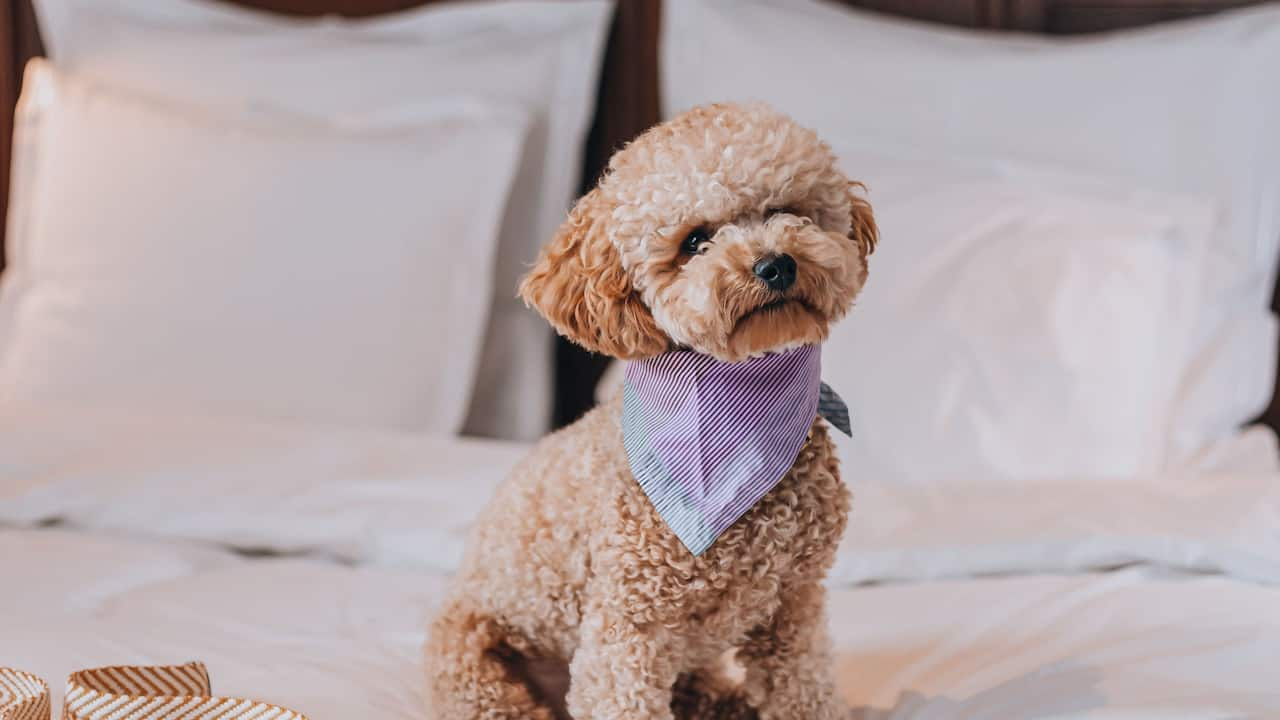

left=566, top=604, right=679, bottom=720
left=737, top=581, right=845, bottom=720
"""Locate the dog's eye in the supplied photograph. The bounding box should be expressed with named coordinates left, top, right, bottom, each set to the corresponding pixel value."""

left=680, top=227, right=712, bottom=256
left=766, top=206, right=800, bottom=219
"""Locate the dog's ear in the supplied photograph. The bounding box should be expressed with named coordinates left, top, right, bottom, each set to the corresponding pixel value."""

left=519, top=188, right=669, bottom=359
left=849, top=182, right=878, bottom=258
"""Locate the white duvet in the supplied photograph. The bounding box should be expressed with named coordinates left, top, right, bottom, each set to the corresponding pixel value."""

left=3, top=403, right=1279, bottom=718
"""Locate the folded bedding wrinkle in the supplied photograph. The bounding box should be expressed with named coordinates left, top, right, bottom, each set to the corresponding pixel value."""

left=0, top=663, right=307, bottom=720
left=3, top=404, right=1280, bottom=587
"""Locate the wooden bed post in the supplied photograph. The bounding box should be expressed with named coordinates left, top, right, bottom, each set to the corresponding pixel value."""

left=0, top=0, right=40, bottom=273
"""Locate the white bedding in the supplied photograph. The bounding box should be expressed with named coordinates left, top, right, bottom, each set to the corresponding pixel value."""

left=4, top=406, right=1280, bottom=718
left=1, top=529, right=446, bottom=717
left=6, top=528, right=1279, bottom=719
left=10, top=0, right=614, bottom=441
left=4, top=402, right=1280, bottom=585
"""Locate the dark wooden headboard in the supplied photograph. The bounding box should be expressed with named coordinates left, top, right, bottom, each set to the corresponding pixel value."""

left=2, top=0, right=1276, bottom=433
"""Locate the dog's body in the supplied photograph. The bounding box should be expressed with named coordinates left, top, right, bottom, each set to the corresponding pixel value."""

left=427, top=103, right=876, bottom=720
left=430, top=394, right=849, bottom=719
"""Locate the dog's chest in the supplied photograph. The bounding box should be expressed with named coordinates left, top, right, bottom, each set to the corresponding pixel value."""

left=699, top=454, right=846, bottom=583
left=614, top=423, right=850, bottom=632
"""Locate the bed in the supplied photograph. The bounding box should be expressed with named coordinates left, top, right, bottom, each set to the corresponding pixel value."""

left=2, top=0, right=1280, bottom=718
left=5, top=403, right=1280, bottom=717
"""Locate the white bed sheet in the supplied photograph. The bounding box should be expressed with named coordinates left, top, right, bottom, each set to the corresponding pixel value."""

left=5, top=528, right=1278, bottom=719
left=3, top=405, right=1279, bottom=717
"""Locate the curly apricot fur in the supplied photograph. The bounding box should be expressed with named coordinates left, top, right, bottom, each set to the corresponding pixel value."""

left=429, top=102, right=874, bottom=720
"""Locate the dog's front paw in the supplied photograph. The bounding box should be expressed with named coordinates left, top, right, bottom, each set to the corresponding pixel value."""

left=670, top=671, right=758, bottom=720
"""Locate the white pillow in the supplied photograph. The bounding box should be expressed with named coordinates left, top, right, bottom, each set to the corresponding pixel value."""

left=31, top=0, right=615, bottom=440
left=824, top=145, right=1216, bottom=483
left=0, top=62, right=528, bottom=432
left=663, top=0, right=1280, bottom=463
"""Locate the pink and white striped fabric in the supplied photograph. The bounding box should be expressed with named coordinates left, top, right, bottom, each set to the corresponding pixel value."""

left=622, top=344, right=847, bottom=555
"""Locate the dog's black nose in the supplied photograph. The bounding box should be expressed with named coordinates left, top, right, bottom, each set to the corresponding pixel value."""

left=753, top=253, right=797, bottom=292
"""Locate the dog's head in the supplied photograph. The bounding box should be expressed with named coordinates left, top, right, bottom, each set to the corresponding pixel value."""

left=520, top=102, right=876, bottom=362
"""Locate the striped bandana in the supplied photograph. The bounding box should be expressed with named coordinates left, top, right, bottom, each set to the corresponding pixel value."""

left=621, top=344, right=850, bottom=556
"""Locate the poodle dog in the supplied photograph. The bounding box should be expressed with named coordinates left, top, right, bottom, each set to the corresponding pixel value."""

left=426, top=102, right=877, bottom=720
